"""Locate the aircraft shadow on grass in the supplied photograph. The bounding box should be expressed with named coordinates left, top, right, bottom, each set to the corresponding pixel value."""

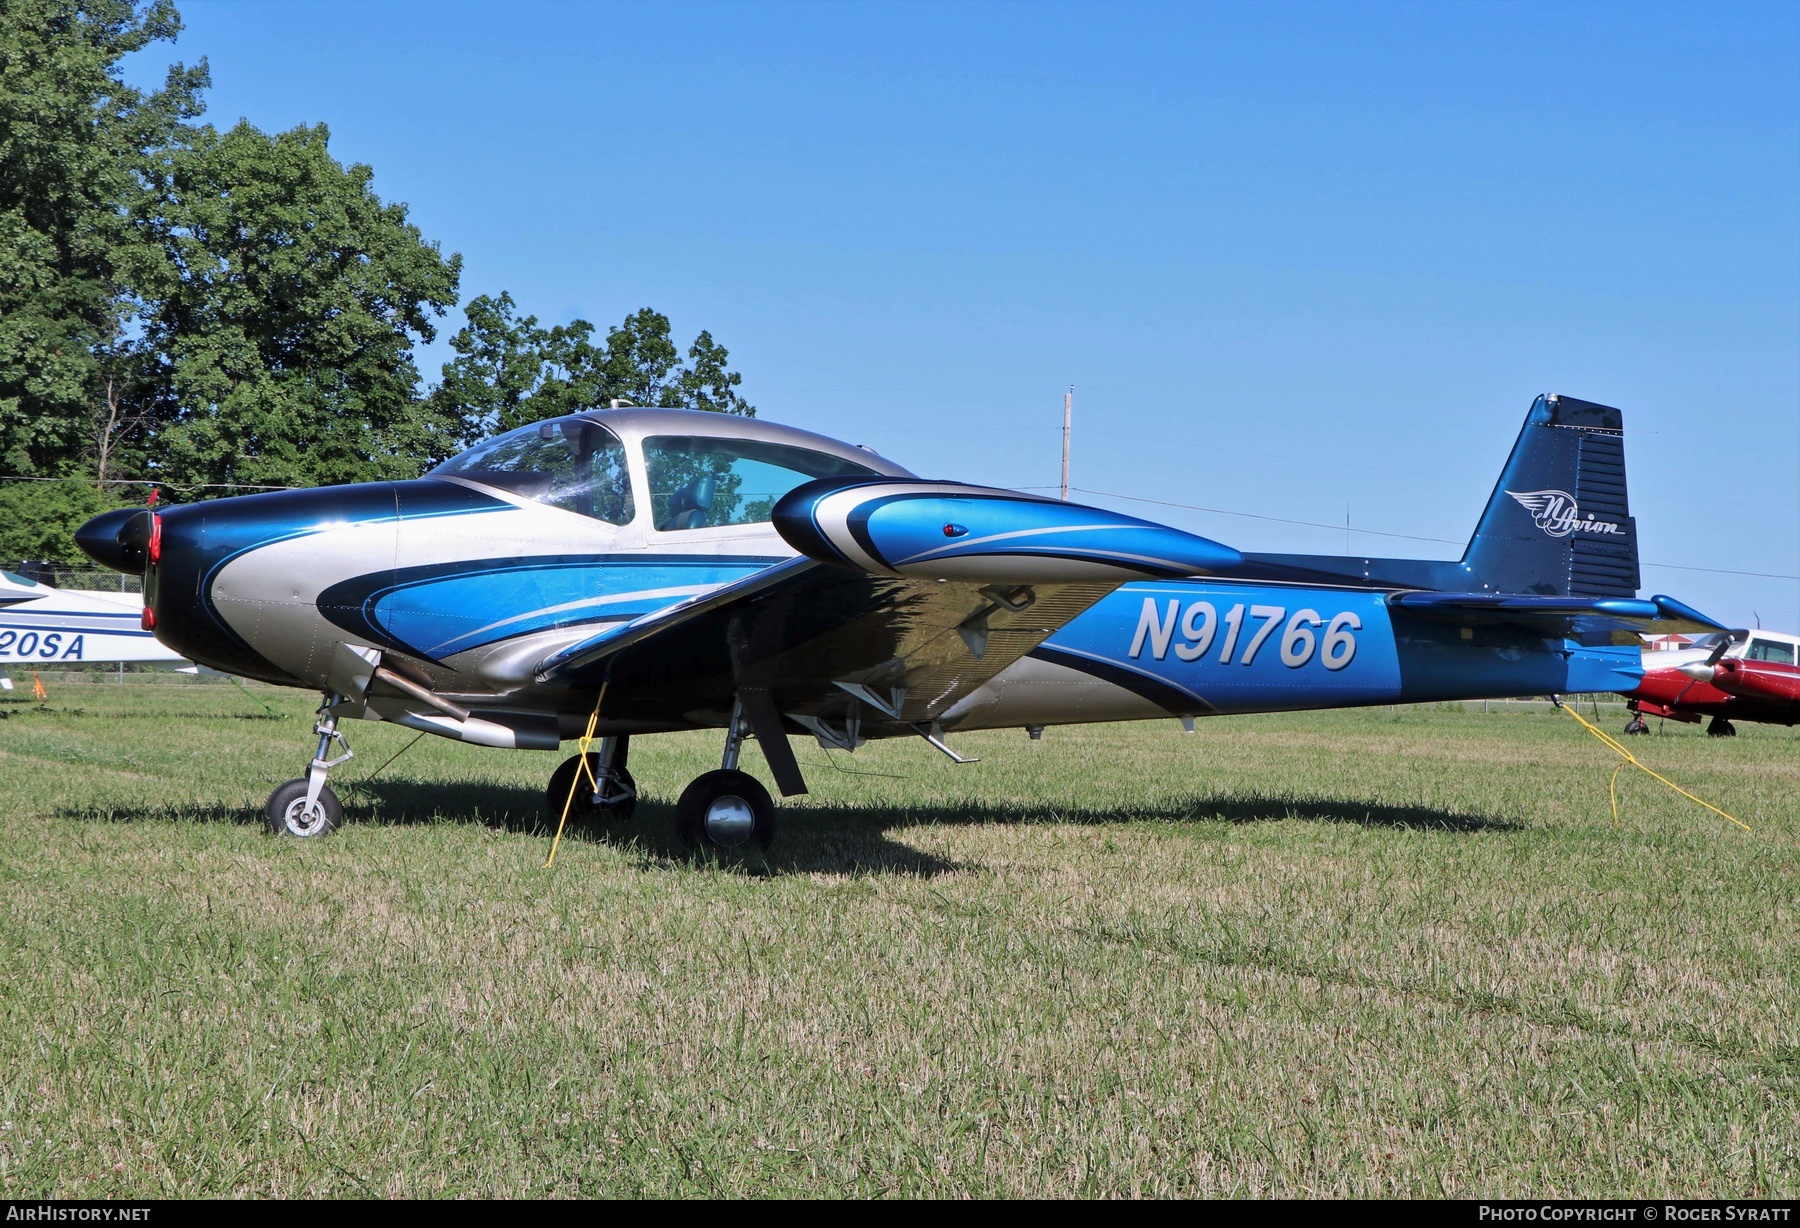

left=60, top=778, right=1520, bottom=879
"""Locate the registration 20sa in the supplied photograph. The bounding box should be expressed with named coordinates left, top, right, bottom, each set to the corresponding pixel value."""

left=0, top=631, right=87, bottom=660
left=1129, top=598, right=1360, bottom=670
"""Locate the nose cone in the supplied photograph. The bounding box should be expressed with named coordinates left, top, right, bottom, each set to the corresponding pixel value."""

left=1678, top=660, right=1717, bottom=683
left=75, top=508, right=152, bottom=574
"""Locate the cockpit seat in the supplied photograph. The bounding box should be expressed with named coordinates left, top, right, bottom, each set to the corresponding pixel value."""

left=667, top=474, right=716, bottom=531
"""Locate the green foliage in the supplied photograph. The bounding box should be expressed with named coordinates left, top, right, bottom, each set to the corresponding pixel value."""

left=0, top=0, right=755, bottom=519
left=0, top=0, right=206, bottom=477
left=136, top=120, right=462, bottom=487
left=0, top=477, right=137, bottom=564
left=431, top=294, right=754, bottom=454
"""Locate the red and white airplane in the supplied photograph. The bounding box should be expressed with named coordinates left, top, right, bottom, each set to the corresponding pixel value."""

left=1626, top=629, right=1800, bottom=736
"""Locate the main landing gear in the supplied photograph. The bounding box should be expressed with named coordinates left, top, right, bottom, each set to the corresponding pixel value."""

left=1622, top=714, right=1650, bottom=736
left=537, top=697, right=789, bottom=851
left=546, top=736, right=637, bottom=826
left=265, top=697, right=353, bottom=837
left=1707, top=716, right=1738, bottom=738
left=677, top=699, right=777, bottom=850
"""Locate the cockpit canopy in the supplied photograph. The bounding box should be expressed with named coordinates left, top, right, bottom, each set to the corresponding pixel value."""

left=428, top=411, right=892, bottom=531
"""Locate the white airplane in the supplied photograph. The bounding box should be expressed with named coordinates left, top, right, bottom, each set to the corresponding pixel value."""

left=0, top=567, right=189, bottom=687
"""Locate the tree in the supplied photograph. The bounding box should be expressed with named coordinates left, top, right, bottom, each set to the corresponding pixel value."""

left=0, top=0, right=207, bottom=480
left=136, top=120, right=462, bottom=487
left=431, top=298, right=754, bottom=452
left=0, top=478, right=139, bottom=565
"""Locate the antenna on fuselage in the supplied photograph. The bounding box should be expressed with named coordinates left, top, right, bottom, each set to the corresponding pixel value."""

left=1060, top=385, right=1073, bottom=501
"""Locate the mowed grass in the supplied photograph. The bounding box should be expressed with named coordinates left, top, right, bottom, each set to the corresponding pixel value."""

left=0, top=680, right=1795, bottom=1198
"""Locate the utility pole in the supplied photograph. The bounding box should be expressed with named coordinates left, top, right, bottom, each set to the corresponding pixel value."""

left=1060, top=386, right=1073, bottom=501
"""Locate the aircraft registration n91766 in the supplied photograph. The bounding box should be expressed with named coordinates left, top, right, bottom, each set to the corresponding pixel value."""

left=76, top=393, right=1721, bottom=846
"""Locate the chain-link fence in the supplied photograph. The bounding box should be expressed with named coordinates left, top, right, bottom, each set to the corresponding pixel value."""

left=8, top=562, right=140, bottom=593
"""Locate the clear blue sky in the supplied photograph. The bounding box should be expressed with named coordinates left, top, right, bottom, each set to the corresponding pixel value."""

left=138, top=0, right=1798, bottom=628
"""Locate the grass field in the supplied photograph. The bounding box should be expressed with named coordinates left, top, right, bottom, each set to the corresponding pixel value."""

left=0, top=678, right=1795, bottom=1198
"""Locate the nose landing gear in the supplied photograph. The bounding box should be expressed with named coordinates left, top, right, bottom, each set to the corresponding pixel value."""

left=265, top=698, right=353, bottom=837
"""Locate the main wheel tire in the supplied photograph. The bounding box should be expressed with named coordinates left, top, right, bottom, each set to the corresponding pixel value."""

left=1623, top=716, right=1649, bottom=735
left=546, top=754, right=637, bottom=827
left=1707, top=717, right=1738, bottom=738
left=675, top=769, right=775, bottom=850
left=264, top=778, right=342, bottom=838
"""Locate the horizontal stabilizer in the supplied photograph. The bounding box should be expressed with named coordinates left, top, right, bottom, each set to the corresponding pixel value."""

left=1388, top=591, right=1724, bottom=641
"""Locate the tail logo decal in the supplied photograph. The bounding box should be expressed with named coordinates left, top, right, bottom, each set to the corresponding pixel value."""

left=1505, top=489, right=1623, bottom=539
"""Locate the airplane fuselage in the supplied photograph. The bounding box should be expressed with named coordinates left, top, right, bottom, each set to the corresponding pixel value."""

left=136, top=475, right=1638, bottom=741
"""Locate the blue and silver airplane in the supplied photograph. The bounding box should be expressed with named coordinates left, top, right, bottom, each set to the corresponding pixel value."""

left=75, top=392, right=1719, bottom=846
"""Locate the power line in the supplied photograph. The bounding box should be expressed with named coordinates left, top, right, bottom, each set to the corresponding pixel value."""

left=1067, top=485, right=1464, bottom=545
left=1068, top=486, right=1800, bottom=579
left=1639, top=561, right=1800, bottom=581
left=0, top=475, right=294, bottom=491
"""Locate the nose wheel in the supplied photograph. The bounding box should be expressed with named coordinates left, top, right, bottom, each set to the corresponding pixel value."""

left=265, top=778, right=343, bottom=837
left=265, top=697, right=353, bottom=837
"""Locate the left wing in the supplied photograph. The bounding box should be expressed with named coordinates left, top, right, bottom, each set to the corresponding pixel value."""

left=534, top=481, right=1242, bottom=736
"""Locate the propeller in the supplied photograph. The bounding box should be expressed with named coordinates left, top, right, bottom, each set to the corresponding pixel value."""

left=1678, top=630, right=1745, bottom=682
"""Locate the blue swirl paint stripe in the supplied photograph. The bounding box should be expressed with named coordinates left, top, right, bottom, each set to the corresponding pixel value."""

left=319, top=555, right=784, bottom=661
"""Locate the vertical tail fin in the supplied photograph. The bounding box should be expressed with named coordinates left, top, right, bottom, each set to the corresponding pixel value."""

left=1462, top=393, right=1640, bottom=597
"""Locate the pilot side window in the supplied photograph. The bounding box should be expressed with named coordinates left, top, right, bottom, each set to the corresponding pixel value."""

left=429, top=418, right=636, bottom=525
left=1745, top=638, right=1796, bottom=666
left=644, top=436, right=876, bottom=531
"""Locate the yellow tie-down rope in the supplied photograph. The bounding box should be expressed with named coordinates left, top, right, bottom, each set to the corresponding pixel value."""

left=1556, top=699, right=1750, bottom=832
left=545, top=678, right=609, bottom=868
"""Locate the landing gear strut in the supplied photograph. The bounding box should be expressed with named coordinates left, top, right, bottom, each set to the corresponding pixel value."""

left=1707, top=716, right=1737, bottom=738
left=677, top=698, right=776, bottom=850
left=546, top=736, right=637, bottom=827
left=265, top=696, right=352, bottom=837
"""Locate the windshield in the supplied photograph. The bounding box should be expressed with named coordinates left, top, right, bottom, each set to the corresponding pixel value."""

left=430, top=418, right=635, bottom=524
left=643, top=436, right=876, bottom=531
